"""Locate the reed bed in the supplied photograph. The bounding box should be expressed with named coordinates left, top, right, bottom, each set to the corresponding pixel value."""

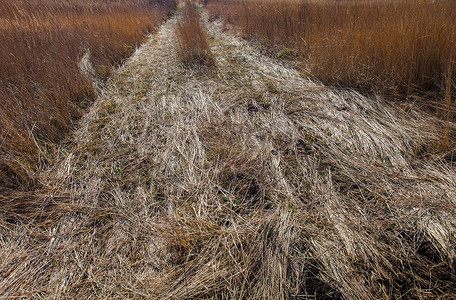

left=0, top=0, right=176, bottom=190
left=207, top=0, right=456, bottom=107
left=176, top=2, right=214, bottom=67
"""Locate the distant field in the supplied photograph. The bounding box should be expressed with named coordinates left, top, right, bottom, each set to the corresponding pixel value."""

left=208, top=0, right=456, bottom=113
left=0, top=0, right=176, bottom=190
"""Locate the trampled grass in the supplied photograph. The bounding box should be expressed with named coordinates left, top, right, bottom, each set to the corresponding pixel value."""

left=0, top=0, right=176, bottom=190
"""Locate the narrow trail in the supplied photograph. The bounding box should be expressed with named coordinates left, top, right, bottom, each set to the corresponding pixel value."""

left=2, top=8, right=456, bottom=299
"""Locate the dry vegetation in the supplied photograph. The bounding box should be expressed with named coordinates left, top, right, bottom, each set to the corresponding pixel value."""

left=1, top=2, right=456, bottom=299
left=207, top=0, right=456, bottom=112
left=176, top=2, right=215, bottom=67
left=0, top=0, right=176, bottom=190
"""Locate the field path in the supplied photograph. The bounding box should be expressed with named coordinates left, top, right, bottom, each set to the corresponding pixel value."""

left=2, top=8, right=456, bottom=299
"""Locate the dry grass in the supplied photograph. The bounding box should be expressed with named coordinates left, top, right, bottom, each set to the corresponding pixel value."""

left=176, top=2, right=215, bottom=67
left=1, top=9, right=455, bottom=298
left=207, top=0, right=456, bottom=108
left=0, top=0, right=176, bottom=190
left=1, top=5, right=456, bottom=299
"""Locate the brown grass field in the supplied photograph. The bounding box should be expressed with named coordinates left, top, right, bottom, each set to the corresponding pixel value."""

left=207, top=0, right=456, bottom=111
left=0, top=0, right=176, bottom=190
left=1, top=1, right=456, bottom=299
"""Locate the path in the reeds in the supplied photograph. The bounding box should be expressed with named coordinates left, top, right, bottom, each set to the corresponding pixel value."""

left=1, top=8, right=456, bottom=299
